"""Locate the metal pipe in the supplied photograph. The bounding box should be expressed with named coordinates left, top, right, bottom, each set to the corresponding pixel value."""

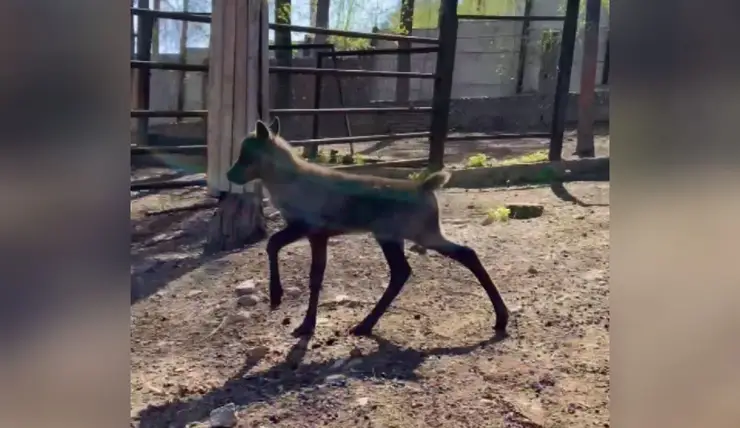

left=131, top=8, right=211, bottom=23
left=131, top=8, right=441, bottom=44
left=131, top=145, right=206, bottom=155
left=548, top=0, right=580, bottom=161
left=130, top=179, right=207, bottom=191
left=269, top=23, right=439, bottom=44
left=271, top=106, right=432, bottom=115
left=320, top=47, right=439, bottom=57
left=129, top=132, right=552, bottom=153
left=458, top=15, right=566, bottom=21
left=269, top=67, right=435, bottom=78
left=269, top=43, right=334, bottom=50
left=131, top=110, right=207, bottom=118
left=131, top=60, right=207, bottom=72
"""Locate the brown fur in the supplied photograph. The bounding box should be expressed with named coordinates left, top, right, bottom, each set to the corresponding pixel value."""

left=228, top=119, right=509, bottom=338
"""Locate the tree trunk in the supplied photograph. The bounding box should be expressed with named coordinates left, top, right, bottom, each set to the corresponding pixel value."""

left=204, top=0, right=269, bottom=255
left=204, top=189, right=267, bottom=255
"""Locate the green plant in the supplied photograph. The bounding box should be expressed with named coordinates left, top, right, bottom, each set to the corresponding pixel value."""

left=486, top=206, right=511, bottom=223
left=496, top=150, right=549, bottom=166
left=541, top=29, right=559, bottom=53
left=353, top=154, right=366, bottom=165
left=466, top=153, right=489, bottom=168
left=408, top=169, right=431, bottom=181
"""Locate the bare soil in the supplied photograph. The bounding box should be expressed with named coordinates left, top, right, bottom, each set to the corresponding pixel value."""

left=131, top=173, right=609, bottom=427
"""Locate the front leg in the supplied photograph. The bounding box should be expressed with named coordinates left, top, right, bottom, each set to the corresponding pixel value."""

left=266, top=222, right=307, bottom=309
left=292, top=233, right=329, bottom=337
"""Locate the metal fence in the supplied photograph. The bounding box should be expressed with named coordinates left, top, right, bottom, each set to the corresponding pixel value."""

left=130, top=0, right=580, bottom=191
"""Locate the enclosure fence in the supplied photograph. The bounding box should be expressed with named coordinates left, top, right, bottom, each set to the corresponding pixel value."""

left=130, top=0, right=580, bottom=191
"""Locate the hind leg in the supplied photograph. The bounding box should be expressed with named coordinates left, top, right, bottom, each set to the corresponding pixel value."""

left=414, top=233, right=509, bottom=333
left=350, top=237, right=412, bottom=336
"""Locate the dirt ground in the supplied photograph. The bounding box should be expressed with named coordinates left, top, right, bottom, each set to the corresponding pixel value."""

left=131, top=155, right=610, bottom=428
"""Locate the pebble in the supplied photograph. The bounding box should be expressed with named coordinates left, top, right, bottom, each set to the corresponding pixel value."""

left=209, top=403, right=237, bottom=427
left=234, top=280, right=257, bottom=296
left=237, top=295, right=261, bottom=307
left=333, top=294, right=350, bottom=303
left=356, top=397, right=370, bottom=406
left=187, top=290, right=204, bottom=297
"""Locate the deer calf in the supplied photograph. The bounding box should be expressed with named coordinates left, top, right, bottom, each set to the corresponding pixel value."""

left=226, top=119, right=509, bottom=337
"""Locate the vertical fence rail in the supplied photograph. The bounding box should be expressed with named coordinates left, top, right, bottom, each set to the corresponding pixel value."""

left=515, top=0, right=534, bottom=94
left=428, top=0, right=459, bottom=171
left=135, top=8, right=154, bottom=146
left=547, top=0, right=580, bottom=161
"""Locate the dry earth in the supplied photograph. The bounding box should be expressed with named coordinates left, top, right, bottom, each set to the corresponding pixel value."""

left=131, top=174, right=609, bottom=428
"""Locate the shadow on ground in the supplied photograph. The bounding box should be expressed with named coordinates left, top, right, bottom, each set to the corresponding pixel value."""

left=135, top=332, right=506, bottom=428
left=550, top=182, right=609, bottom=207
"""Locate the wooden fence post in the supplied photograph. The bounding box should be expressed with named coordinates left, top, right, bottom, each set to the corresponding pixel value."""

left=204, top=0, right=270, bottom=255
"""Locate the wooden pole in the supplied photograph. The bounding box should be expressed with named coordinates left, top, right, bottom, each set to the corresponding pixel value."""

left=204, top=0, right=269, bottom=255
left=576, top=0, right=602, bottom=158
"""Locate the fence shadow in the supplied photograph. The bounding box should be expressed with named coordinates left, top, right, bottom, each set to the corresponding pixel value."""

left=549, top=181, right=609, bottom=207
left=135, top=332, right=506, bottom=428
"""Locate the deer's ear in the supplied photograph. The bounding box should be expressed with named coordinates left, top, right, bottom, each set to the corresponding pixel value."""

left=268, top=117, right=280, bottom=135
left=255, top=120, right=270, bottom=139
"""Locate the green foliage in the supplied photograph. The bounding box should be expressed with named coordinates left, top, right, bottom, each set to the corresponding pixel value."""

left=463, top=150, right=549, bottom=169
left=485, top=206, right=511, bottom=223
left=388, top=0, right=519, bottom=30
left=466, top=153, right=488, bottom=168
left=408, top=169, right=432, bottom=181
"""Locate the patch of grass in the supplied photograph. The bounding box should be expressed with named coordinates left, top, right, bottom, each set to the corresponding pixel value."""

left=485, top=206, right=511, bottom=223
left=351, top=154, right=366, bottom=165
left=464, top=150, right=550, bottom=169
left=496, top=150, right=549, bottom=166
left=466, top=153, right=489, bottom=168
left=408, top=169, right=432, bottom=182
left=300, top=149, right=367, bottom=165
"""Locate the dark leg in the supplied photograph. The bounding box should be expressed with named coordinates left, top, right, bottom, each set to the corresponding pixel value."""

left=419, top=235, right=509, bottom=333
left=350, top=238, right=412, bottom=336
left=292, top=233, right=329, bottom=337
left=266, top=222, right=308, bottom=309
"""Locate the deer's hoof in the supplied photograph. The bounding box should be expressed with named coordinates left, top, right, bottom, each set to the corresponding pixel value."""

left=291, top=323, right=315, bottom=338
left=349, top=324, right=373, bottom=337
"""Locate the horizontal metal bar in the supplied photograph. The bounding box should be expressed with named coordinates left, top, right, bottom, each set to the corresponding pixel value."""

left=269, top=23, right=440, bottom=44
left=131, top=60, right=207, bottom=72
left=269, top=66, right=436, bottom=78
left=446, top=132, right=552, bottom=141
left=289, top=132, right=430, bottom=147
left=132, top=8, right=441, bottom=45
left=320, top=47, right=439, bottom=57
left=131, top=8, right=211, bottom=23
left=457, top=15, right=566, bottom=21
left=131, top=110, right=207, bottom=118
left=269, top=43, right=335, bottom=50
left=271, top=107, right=431, bottom=116
left=131, top=179, right=207, bottom=191
left=131, top=145, right=206, bottom=155
left=130, top=132, right=553, bottom=154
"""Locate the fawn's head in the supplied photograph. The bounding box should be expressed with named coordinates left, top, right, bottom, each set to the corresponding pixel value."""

left=226, top=118, right=291, bottom=185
